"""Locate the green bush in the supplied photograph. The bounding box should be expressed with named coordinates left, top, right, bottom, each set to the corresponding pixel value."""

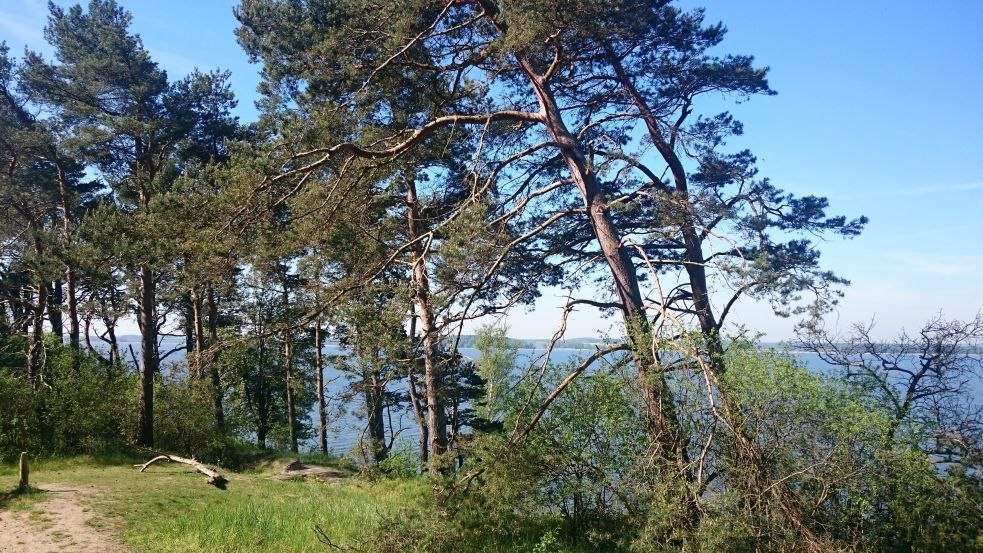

left=367, top=359, right=645, bottom=552
left=0, top=335, right=246, bottom=467
left=377, top=440, right=421, bottom=479
left=0, top=338, right=135, bottom=462
left=153, top=373, right=220, bottom=456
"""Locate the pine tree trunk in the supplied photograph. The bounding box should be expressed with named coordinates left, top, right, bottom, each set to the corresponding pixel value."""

left=284, top=336, right=297, bottom=454
left=53, top=158, right=80, bottom=361
left=314, top=322, right=328, bottom=455
left=282, top=280, right=298, bottom=454
left=510, top=49, right=690, bottom=472
left=365, top=359, right=387, bottom=463
left=137, top=265, right=157, bottom=447
left=405, top=313, right=428, bottom=466
left=406, top=179, right=447, bottom=473
left=65, top=266, right=80, bottom=359
left=106, top=318, right=119, bottom=366
left=256, top=335, right=269, bottom=449
left=191, top=288, right=206, bottom=379
left=48, top=279, right=63, bottom=340
left=26, top=283, right=47, bottom=387
left=206, top=287, right=224, bottom=431
left=184, top=291, right=196, bottom=362
left=407, top=353, right=429, bottom=465
left=604, top=47, right=726, bottom=368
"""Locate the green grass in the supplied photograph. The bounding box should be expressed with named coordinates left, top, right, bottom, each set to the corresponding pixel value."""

left=0, top=455, right=421, bottom=553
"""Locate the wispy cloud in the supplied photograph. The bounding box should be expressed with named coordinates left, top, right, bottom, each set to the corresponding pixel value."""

left=822, top=181, right=983, bottom=203
left=0, top=0, right=48, bottom=46
left=881, top=252, right=983, bottom=278
left=0, top=8, right=45, bottom=46
left=145, top=46, right=207, bottom=79
left=896, top=182, right=983, bottom=197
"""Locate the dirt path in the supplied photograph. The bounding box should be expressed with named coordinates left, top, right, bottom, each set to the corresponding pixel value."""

left=0, top=485, right=129, bottom=553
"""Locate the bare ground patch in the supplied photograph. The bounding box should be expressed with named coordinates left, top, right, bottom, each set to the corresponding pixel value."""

left=271, top=459, right=353, bottom=483
left=0, top=484, right=129, bottom=553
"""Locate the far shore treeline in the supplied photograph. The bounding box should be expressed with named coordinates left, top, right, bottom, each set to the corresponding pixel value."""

left=1, top=1, right=980, bottom=551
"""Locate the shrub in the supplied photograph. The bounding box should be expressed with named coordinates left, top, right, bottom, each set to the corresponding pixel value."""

left=0, top=339, right=134, bottom=461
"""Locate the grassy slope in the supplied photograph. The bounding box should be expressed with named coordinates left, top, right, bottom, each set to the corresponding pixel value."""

left=0, top=455, right=420, bottom=553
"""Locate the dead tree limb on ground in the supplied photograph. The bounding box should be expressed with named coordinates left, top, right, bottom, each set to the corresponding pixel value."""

left=134, top=454, right=228, bottom=489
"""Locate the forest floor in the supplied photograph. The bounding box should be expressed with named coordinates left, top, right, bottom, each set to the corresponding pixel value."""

left=0, top=455, right=418, bottom=552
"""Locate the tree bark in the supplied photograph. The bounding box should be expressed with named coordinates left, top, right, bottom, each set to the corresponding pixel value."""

left=364, top=365, right=387, bottom=463
left=184, top=291, right=196, bottom=364
left=281, top=278, right=298, bottom=454
left=604, top=47, right=725, bottom=368
left=65, top=266, right=80, bottom=358
left=137, top=264, right=157, bottom=447
left=406, top=179, right=447, bottom=472
left=255, top=330, right=269, bottom=449
left=206, top=286, right=224, bottom=431
left=105, top=316, right=119, bottom=366
left=406, top=313, right=429, bottom=465
left=26, top=283, right=47, bottom=387
left=48, top=279, right=63, bottom=340
left=52, top=156, right=80, bottom=358
left=604, top=44, right=823, bottom=537
left=509, top=46, right=690, bottom=475
left=314, top=322, right=328, bottom=455
left=190, top=288, right=206, bottom=379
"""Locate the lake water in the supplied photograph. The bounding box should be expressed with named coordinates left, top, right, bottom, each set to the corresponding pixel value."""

left=111, top=337, right=975, bottom=457
left=310, top=347, right=840, bottom=456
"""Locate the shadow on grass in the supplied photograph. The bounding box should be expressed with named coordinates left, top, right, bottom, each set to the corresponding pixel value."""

left=0, top=484, right=43, bottom=511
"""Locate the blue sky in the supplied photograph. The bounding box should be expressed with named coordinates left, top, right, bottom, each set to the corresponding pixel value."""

left=2, top=0, right=981, bottom=340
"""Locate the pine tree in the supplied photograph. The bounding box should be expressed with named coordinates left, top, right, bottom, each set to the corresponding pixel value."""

left=20, top=0, right=237, bottom=446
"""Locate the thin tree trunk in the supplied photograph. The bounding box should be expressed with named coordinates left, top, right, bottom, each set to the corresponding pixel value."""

left=17, top=287, right=29, bottom=335
left=604, top=47, right=725, bottom=367
left=364, top=351, right=387, bottom=463
left=406, top=313, right=428, bottom=465
left=26, top=233, right=48, bottom=386
left=206, top=286, right=224, bottom=431
left=406, top=179, right=447, bottom=473
left=105, top=317, right=119, bottom=366
left=281, top=279, right=298, bottom=454
left=48, top=279, right=63, bottom=341
left=65, top=267, right=79, bottom=358
left=52, top=156, right=79, bottom=358
left=190, top=288, right=206, bottom=379
left=314, top=322, right=328, bottom=455
left=184, top=291, right=196, bottom=363
left=26, top=283, right=47, bottom=387
left=256, top=333, right=269, bottom=449
left=604, top=44, right=822, bottom=537
left=284, top=336, right=297, bottom=454
left=137, top=265, right=157, bottom=447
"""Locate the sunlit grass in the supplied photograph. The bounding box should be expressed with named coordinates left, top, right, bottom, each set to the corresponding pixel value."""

left=0, top=455, right=420, bottom=552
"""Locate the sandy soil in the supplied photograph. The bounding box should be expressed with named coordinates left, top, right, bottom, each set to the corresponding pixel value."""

left=0, top=485, right=129, bottom=553
left=272, top=460, right=352, bottom=483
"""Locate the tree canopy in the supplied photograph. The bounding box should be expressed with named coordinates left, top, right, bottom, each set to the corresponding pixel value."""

left=0, top=2, right=978, bottom=551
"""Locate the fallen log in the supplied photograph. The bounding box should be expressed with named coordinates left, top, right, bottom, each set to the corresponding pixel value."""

left=134, top=454, right=228, bottom=489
